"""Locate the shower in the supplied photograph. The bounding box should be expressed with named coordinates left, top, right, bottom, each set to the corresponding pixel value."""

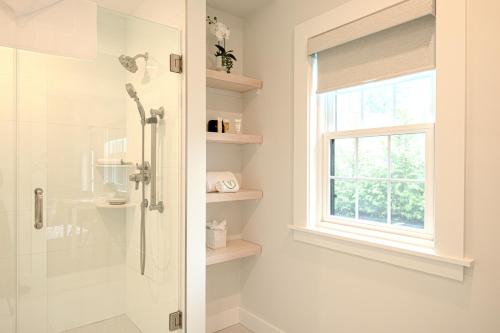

left=122, top=54, right=164, bottom=276
left=119, top=52, right=149, bottom=73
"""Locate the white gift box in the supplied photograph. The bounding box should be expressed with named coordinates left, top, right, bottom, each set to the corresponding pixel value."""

left=206, top=228, right=227, bottom=249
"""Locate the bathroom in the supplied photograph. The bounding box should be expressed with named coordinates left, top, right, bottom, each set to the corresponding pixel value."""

left=1, top=0, right=500, bottom=332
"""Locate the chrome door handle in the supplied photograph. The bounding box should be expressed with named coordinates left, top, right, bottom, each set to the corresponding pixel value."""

left=34, top=188, right=44, bottom=230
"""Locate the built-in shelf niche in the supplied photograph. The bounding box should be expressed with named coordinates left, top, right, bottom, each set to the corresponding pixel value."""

left=206, top=132, right=263, bottom=144
left=206, top=69, right=263, bottom=92
left=206, top=190, right=263, bottom=203
left=206, top=239, right=262, bottom=266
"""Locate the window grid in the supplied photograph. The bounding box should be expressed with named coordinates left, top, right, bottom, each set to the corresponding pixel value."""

left=328, top=134, right=426, bottom=228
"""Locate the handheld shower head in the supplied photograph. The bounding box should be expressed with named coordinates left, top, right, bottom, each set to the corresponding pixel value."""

left=119, top=52, right=149, bottom=73
left=125, top=83, right=137, bottom=99
left=125, top=83, right=146, bottom=125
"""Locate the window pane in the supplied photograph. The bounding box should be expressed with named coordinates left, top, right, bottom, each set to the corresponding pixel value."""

left=336, top=90, right=361, bottom=131
left=362, top=84, right=394, bottom=128
left=358, top=136, right=388, bottom=178
left=331, top=138, right=355, bottom=177
left=395, top=73, right=435, bottom=124
left=323, top=71, right=436, bottom=130
left=330, top=180, right=355, bottom=218
left=391, top=133, right=425, bottom=180
left=321, top=92, right=336, bottom=132
left=391, top=182, right=425, bottom=229
left=358, top=181, right=387, bottom=223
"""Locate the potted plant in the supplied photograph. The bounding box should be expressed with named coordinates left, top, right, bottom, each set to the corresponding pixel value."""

left=207, top=16, right=237, bottom=74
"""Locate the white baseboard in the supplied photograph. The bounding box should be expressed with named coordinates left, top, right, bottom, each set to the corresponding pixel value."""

left=207, top=307, right=240, bottom=333
left=207, top=306, right=285, bottom=333
left=239, top=307, right=285, bottom=333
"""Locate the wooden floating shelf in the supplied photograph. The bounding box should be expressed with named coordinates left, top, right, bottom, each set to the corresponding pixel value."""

left=206, top=190, right=263, bottom=203
left=206, top=132, right=263, bottom=145
left=206, top=69, right=263, bottom=92
left=206, top=239, right=262, bottom=266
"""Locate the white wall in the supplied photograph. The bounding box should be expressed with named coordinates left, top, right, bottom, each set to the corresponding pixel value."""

left=240, top=0, right=500, bottom=332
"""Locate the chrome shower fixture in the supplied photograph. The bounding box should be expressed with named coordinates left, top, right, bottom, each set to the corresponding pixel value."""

left=119, top=52, right=149, bottom=73
left=125, top=83, right=146, bottom=125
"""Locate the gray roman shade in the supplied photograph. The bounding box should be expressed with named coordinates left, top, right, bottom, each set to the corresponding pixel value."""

left=310, top=0, right=435, bottom=93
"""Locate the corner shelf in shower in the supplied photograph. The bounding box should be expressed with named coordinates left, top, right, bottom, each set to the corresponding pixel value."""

left=206, top=132, right=263, bottom=145
left=206, top=239, right=262, bottom=266
left=206, top=190, right=263, bottom=203
left=95, top=164, right=134, bottom=169
left=95, top=202, right=137, bottom=209
left=206, top=69, right=263, bottom=92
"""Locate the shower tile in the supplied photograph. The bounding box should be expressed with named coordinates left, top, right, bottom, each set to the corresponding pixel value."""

left=0, top=121, right=17, bottom=213
left=18, top=121, right=47, bottom=213
left=18, top=253, right=48, bottom=333
left=19, top=210, right=47, bottom=256
left=17, top=74, right=48, bottom=124
left=0, top=74, right=15, bottom=122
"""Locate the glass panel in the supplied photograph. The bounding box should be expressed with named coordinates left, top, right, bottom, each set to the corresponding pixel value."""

left=331, top=138, right=356, bottom=177
left=321, top=92, right=337, bottom=132
left=330, top=180, right=356, bottom=218
left=17, top=8, right=182, bottom=333
left=391, top=133, right=426, bottom=180
left=358, top=181, right=388, bottom=223
left=362, top=84, right=394, bottom=128
left=322, top=71, right=436, bottom=131
left=395, top=72, right=435, bottom=124
left=391, top=182, right=425, bottom=229
left=358, top=136, right=388, bottom=178
left=336, top=90, right=361, bottom=131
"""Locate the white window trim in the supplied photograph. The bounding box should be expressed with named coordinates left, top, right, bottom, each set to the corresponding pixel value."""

left=291, top=0, right=473, bottom=281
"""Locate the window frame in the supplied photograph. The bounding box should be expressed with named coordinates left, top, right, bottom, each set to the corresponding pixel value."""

left=291, top=0, right=472, bottom=281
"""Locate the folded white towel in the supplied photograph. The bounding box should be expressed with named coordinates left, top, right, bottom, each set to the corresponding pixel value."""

left=206, top=171, right=240, bottom=193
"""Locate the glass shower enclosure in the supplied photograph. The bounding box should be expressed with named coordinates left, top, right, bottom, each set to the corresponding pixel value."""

left=0, top=7, right=183, bottom=333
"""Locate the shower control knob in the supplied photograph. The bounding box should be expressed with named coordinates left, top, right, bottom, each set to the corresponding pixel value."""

left=129, top=173, right=141, bottom=190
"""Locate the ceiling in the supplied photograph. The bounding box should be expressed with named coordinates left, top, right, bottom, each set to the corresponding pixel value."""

left=92, top=0, right=143, bottom=14
left=207, top=0, right=272, bottom=18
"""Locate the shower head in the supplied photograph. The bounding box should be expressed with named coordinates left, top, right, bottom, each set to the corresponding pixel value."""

left=125, top=83, right=146, bottom=125
left=119, top=52, right=149, bottom=73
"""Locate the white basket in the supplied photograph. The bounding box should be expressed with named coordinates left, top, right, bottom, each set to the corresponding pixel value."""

left=206, top=229, right=227, bottom=249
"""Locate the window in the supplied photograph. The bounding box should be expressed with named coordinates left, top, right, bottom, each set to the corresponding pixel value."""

left=320, top=71, right=435, bottom=239
left=292, top=0, right=471, bottom=281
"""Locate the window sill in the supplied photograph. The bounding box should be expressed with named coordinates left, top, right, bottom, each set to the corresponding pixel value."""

left=288, top=225, right=473, bottom=281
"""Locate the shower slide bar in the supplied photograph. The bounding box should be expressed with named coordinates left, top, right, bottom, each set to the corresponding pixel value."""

left=147, top=107, right=165, bottom=213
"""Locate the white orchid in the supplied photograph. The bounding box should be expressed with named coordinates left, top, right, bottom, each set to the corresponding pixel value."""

left=206, top=16, right=237, bottom=73
left=214, top=22, right=230, bottom=41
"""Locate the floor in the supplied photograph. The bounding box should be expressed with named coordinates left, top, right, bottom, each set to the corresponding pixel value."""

left=217, top=324, right=253, bottom=333
left=63, top=315, right=141, bottom=333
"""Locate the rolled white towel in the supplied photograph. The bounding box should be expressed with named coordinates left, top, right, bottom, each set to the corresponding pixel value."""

left=206, top=171, right=239, bottom=193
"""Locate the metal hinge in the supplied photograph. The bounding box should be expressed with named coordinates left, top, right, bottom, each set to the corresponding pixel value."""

left=169, top=311, right=183, bottom=331
left=170, top=54, right=182, bottom=73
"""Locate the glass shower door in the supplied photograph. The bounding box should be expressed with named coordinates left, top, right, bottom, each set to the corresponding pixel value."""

left=16, top=8, right=183, bottom=333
